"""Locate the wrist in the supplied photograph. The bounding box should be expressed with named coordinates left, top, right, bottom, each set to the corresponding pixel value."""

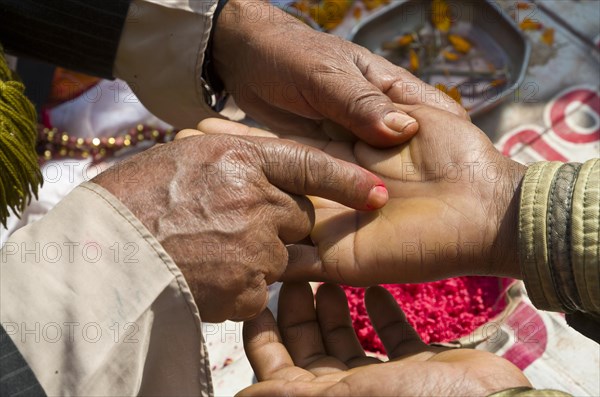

left=212, top=0, right=308, bottom=86
left=490, top=160, right=527, bottom=279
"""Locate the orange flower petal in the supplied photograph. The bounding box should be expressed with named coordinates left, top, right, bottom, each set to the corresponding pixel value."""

left=541, top=28, right=555, bottom=45
left=397, top=34, right=414, bottom=46
left=520, top=18, right=543, bottom=31
left=448, top=86, right=462, bottom=104
left=432, top=0, right=451, bottom=33
left=292, top=1, right=310, bottom=13
left=442, top=50, right=460, bottom=61
left=435, top=83, right=448, bottom=93
left=448, top=34, right=472, bottom=53
left=409, top=48, right=420, bottom=72
left=310, top=0, right=353, bottom=30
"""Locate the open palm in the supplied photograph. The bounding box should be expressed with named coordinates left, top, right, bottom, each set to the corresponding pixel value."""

left=239, top=282, right=530, bottom=396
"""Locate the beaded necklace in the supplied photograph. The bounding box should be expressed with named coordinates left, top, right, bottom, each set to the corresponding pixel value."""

left=37, top=124, right=177, bottom=162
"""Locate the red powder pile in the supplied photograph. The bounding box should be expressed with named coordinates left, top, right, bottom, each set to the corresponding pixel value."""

left=343, top=276, right=509, bottom=354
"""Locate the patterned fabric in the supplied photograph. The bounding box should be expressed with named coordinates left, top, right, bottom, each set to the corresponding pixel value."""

left=0, top=325, right=46, bottom=396
left=0, top=0, right=130, bottom=78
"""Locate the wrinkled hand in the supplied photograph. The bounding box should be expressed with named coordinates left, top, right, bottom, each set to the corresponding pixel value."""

left=213, top=0, right=467, bottom=147
left=240, top=282, right=530, bottom=396
left=92, top=133, right=387, bottom=322
left=197, top=104, right=526, bottom=286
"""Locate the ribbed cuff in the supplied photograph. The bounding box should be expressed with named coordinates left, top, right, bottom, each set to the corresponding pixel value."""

left=519, top=159, right=600, bottom=314
left=487, top=387, right=571, bottom=396
left=519, top=161, right=564, bottom=311
left=547, top=162, right=582, bottom=311
left=571, top=159, right=600, bottom=313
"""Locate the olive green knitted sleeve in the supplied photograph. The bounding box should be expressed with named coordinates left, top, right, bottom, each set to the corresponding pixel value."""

left=518, top=159, right=600, bottom=341
left=488, top=387, right=571, bottom=396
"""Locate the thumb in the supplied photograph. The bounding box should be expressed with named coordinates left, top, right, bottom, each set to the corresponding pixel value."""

left=307, top=73, right=418, bottom=148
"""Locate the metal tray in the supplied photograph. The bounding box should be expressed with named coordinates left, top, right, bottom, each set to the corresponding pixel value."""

left=348, top=0, right=531, bottom=116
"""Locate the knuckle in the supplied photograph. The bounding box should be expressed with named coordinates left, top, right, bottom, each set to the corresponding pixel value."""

left=299, top=147, right=317, bottom=192
left=345, top=91, right=390, bottom=129
left=265, top=243, right=288, bottom=284
left=297, top=196, right=316, bottom=230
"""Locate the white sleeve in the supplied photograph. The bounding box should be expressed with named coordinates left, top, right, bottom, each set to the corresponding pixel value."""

left=0, top=182, right=212, bottom=396
left=114, top=0, right=220, bottom=129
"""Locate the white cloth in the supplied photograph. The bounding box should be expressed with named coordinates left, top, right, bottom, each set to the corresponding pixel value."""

left=114, top=0, right=219, bottom=129
left=1, top=1, right=224, bottom=395
left=1, top=183, right=213, bottom=396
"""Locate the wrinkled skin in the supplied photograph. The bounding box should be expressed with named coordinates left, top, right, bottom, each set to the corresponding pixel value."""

left=196, top=104, right=526, bottom=285
left=239, top=282, right=531, bottom=396
left=93, top=134, right=387, bottom=322
left=213, top=0, right=467, bottom=147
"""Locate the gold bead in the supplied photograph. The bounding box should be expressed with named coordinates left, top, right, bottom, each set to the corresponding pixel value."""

left=137, top=133, right=145, bottom=141
left=44, top=150, right=52, bottom=160
left=137, top=124, right=144, bottom=132
left=76, top=138, right=84, bottom=147
left=81, top=151, right=89, bottom=159
left=92, top=138, right=101, bottom=146
left=61, top=134, right=69, bottom=142
left=107, top=137, right=116, bottom=146
left=59, top=148, right=67, bottom=156
left=47, top=130, right=55, bottom=140
left=152, top=130, right=160, bottom=138
left=123, top=139, right=131, bottom=147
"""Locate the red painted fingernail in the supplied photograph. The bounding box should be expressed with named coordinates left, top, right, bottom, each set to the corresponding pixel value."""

left=366, top=185, right=388, bottom=210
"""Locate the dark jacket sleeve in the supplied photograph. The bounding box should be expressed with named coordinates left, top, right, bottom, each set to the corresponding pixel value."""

left=0, top=325, right=46, bottom=396
left=0, top=0, right=130, bottom=78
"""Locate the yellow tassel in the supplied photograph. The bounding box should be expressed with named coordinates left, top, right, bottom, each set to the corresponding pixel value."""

left=0, top=43, right=43, bottom=228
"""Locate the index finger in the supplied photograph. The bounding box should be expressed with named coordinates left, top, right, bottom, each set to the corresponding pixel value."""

left=254, top=137, right=389, bottom=211
left=365, top=286, right=430, bottom=359
left=243, top=309, right=313, bottom=382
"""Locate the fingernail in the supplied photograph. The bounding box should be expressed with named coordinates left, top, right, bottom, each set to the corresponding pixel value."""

left=366, top=185, right=388, bottom=210
left=384, top=112, right=417, bottom=134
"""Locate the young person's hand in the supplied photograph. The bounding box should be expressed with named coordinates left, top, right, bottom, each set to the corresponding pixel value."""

left=196, top=103, right=526, bottom=286
left=240, top=282, right=530, bottom=396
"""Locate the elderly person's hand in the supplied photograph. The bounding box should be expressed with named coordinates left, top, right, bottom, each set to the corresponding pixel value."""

left=212, top=0, right=467, bottom=147
left=196, top=103, right=525, bottom=286
left=240, top=282, right=530, bottom=396
left=92, top=133, right=388, bottom=322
